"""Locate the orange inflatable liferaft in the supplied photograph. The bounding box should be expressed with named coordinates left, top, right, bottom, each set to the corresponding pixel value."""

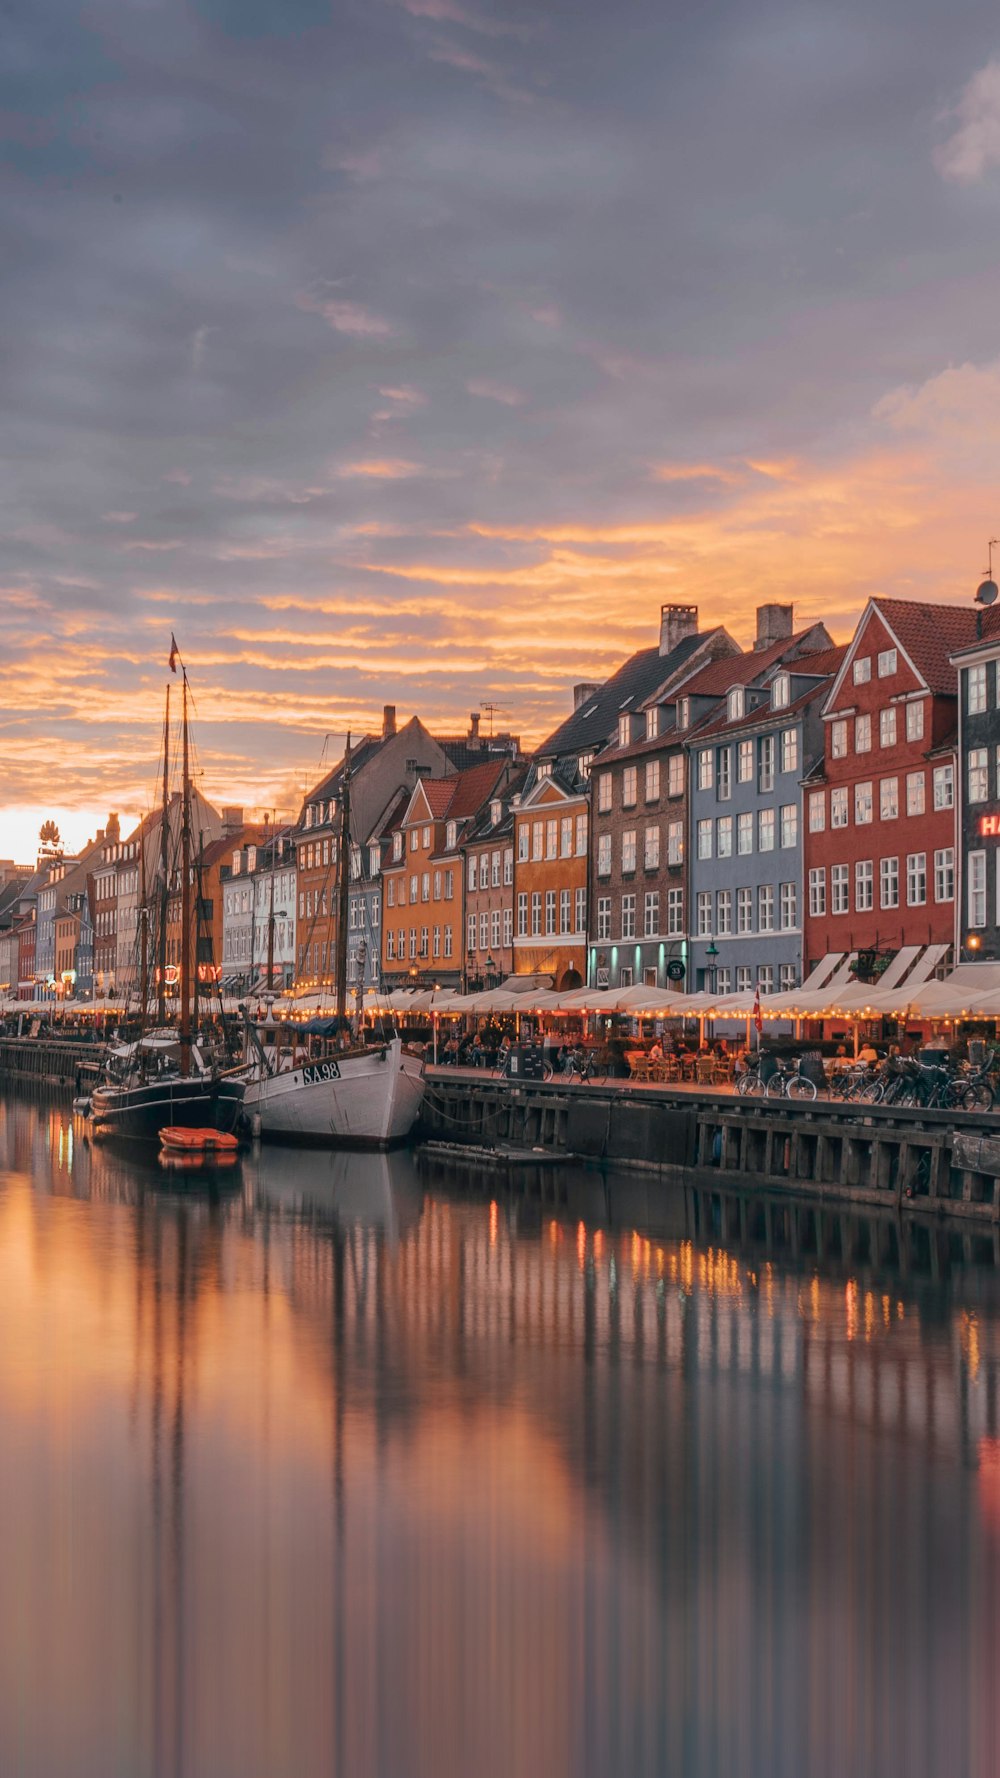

left=159, top=1127, right=240, bottom=1154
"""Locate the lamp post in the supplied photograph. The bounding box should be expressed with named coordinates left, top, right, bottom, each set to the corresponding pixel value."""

left=705, top=940, right=719, bottom=993
left=485, top=953, right=497, bottom=990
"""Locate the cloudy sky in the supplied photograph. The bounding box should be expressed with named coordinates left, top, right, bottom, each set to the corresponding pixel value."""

left=3, top=0, right=1000, bottom=860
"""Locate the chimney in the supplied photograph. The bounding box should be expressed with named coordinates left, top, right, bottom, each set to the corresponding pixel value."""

left=382, top=704, right=397, bottom=739
left=96, top=829, right=105, bottom=845
left=755, top=603, right=793, bottom=651
left=573, top=682, right=600, bottom=710
left=659, top=603, right=698, bottom=657
left=469, top=712, right=481, bottom=745
left=222, top=806, right=244, bottom=835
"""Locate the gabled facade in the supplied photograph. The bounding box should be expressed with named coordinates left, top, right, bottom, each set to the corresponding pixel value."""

left=461, top=773, right=526, bottom=990
left=949, top=609, right=1000, bottom=961
left=802, top=599, right=975, bottom=974
left=512, top=770, right=589, bottom=988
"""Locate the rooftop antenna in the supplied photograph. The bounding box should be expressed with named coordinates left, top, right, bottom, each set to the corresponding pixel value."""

left=975, top=539, right=999, bottom=608
left=481, top=702, right=510, bottom=737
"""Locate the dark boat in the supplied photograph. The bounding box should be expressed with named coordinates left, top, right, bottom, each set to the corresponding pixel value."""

left=87, top=642, right=245, bottom=1142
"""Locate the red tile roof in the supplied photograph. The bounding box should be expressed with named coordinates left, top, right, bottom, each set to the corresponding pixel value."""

left=443, top=759, right=509, bottom=821
left=416, top=779, right=455, bottom=818
left=674, top=627, right=829, bottom=698
left=872, top=598, right=981, bottom=694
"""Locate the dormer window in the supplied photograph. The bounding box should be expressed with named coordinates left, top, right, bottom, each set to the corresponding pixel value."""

left=578, top=752, right=593, bottom=780
left=537, top=762, right=552, bottom=778
left=676, top=697, right=690, bottom=731
left=646, top=707, right=659, bottom=740
left=771, top=673, right=790, bottom=711
left=445, top=820, right=457, bottom=850
left=232, top=852, right=241, bottom=875
left=246, top=846, right=257, bottom=874
left=369, top=844, right=380, bottom=875
left=618, top=714, right=630, bottom=748
left=727, top=688, right=745, bottom=722
left=304, top=806, right=313, bottom=829
left=392, top=832, right=403, bottom=862
left=490, top=800, right=502, bottom=826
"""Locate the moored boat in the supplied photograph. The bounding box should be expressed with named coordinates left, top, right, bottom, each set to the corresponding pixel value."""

left=241, top=1024, right=424, bottom=1146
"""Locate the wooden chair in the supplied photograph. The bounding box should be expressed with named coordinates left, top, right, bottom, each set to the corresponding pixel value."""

left=627, top=1051, right=652, bottom=1082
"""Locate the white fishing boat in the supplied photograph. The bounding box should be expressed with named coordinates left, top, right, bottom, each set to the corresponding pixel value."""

left=241, top=1021, right=425, bottom=1146
left=240, top=735, right=426, bottom=1147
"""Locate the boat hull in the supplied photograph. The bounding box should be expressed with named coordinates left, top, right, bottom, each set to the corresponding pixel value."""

left=90, top=1076, right=245, bottom=1141
left=242, top=1039, right=425, bottom=1147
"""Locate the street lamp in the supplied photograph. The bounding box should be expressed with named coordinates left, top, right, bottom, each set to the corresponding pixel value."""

left=485, top=953, right=497, bottom=989
left=705, top=940, right=719, bottom=992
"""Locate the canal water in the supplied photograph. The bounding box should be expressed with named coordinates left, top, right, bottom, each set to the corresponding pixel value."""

left=1, top=1097, right=999, bottom=1778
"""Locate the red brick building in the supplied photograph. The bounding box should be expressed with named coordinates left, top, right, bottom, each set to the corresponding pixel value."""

left=802, top=599, right=975, bottom=975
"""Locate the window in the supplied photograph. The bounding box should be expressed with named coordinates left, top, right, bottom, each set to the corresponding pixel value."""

left=468, top=857, right=477, bottom=892
left=969, top=850, right=987, bottom=928
left=780, top=804, right=798, bottom=848
left=393, top=832, right=403, bottom=862
left=644, top=825, right=660, bottom=869
left=736, top=965, right=752, bottom=994
left=560, top=817, right=573, bottom=858
left=517, top=827, right=529, bottom=862
left=855, top=859, right=873, bottom=912
left=737, top=887, right=753, bottom=934
left=557, top=891, right=570, bottom=935
left=387, top=878, right=396, bottom=908
left=433, top=925, right=441, bottom=957
left=409, top=928, right=418, bottom=959
left=758, top=884, right=775, bottom=931
left=737, top=812, right=753, bottom=855
left=933, top=764, right=954, bottom=810
left=410, top=875, right=418, bottom=904
left=781, top=728, right=798, bottom=773
left=517, top=892, right=528, bottom=936
left=503, top=849, right=513, bottom=885
left=876, top=648, right=897, bottom=678
left=422, top=872, right=431, bottom=901
left=780, top=963, right=797, bottom=992
left=597, top=773, right=612, bottom=814
left=645, top=760, right=660, bottom=802
left=676, top=697, right=690, bottom=730
left=808, top=790, right=825, bottom=832
left=737, top=739, right=753, bottom=783
left=503, top=908, right=512, bottom=946
left=758, top=964, right=774, bottom=994
left=779, top=882, right=797, bottom=929
left=716, top=889, right=732, bottom=935
left=546, top=818, right=558, bottom=859
left=969, top=664, right=988, bottom=714
left=530, top=892, right=542, bottom=936
left=727, top=687, right=745, bottom=721
left=545, top=890, right=556, bottom=935
left=444, top=869, right=454, bottom=899
left=597, top=897, right=611, bottom=939
left=809, top=868, right=826, bottom=917
left=578, top=753, right=593, bottom=780
left=853, top=656, right=871, bottom=684
left=622, top=766, right=638, bottom=808
left=831, top=864, right=849, bottom=915
left=663, top=753, right=683, bottom=801
left=445, top=820, right=457, bottom=851
left=855, top=713, right=872, bottom=753
left=696, top=892, right=712, bottom=936
left=758, top=808, right=775, bottom=851
left=934, top=848, right=954, bottom=903
left=421, top=826, right=430, bottom=849
left=880, top=856, right=899, bottom=909
left=597, top=833, right=612, bottom=877
left=879, top=707, right=896, bottom=748
left=622, top=829, right=637, bottom=872
left=532, top=821, right=543, bottom=860
left=879, top=778, right=898, bottom=820
left=772, top=673, right=790, bottom=710
left=667, top=888, right=684, bottom=934
left=643, top=891, right=659, bottom=936
left=969, top=749, right=988, bottom=804
left=618, top=714, right=631, bottom=749
left=716, top=815, right=733, bottom=858
left=621, top=894, right=636, bottom=939
left=717, top=747, right=731, bottom=801
left=646, top=707, right=659, bottom=740
left=386, top=930, right=395, bottom=961
left=831, top=720, right=848, bottom=759
left=576, top=812, right=588, bottom=855
left=444, top=925, right=453, bottom=957
left=904, top=700, right=924, bottom=743
left=852, top=781, right=872, bottom=825
left=716, top=968, right=732, bottom=996
left=906, top=852, right=926, bottom=906
left=668, top=821, right=683, bottom=866
left=698, top=750, right=713, bottom=791
left=619, top=965, right=634, bottom=988
left=575, top=887, right=587, bottom=933
left=758, top=735, right=775, bottom=792
left=696, top=819, right=713, bottom=860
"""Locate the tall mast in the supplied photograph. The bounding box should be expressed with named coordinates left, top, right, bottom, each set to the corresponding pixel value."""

left=157, top=687, right=170, bottom=1025
left=335, top=736, right=351, bottom=1025
left=138, top=816, right=148, bottom=1031
left=266, top=813, right=276, bottom=995
left=179, top=669, right=192, bottom=1077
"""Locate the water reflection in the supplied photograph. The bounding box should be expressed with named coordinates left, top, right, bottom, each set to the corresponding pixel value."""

left=1, top=1094, right=999, bottom=1777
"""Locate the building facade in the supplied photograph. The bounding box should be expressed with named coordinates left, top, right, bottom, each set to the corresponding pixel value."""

left=512, top=771, right=589, bottom=989
left=950, top=612, right=1000, bottom=962
left=461, top=777, right=524, bottom=990
left=802, top=599, right=974, bottom=977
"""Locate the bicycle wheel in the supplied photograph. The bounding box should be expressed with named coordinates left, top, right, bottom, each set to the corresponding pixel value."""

left=542, top=1063, right=554, bottom=1082
left=963, top=1083, right=994, bottom=1112
left=786, top=1076, right=817, bottom=1101
left=735, top=1073, right=755, bottom=1096
left=859, top=1081, right=885, bottom=1104
left=765, top=1074, right=785, bottom=1098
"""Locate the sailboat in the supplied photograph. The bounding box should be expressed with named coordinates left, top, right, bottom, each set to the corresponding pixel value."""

left=239, top=737, right=425, bottom=1147
left=88, top=640, right=245, bottom=1140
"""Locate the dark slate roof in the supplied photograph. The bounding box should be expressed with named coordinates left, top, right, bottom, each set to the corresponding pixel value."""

left=462, top=766, right=530, bottom=845
left=536, top=630, right=708, bottom=762
left=438, top=736, right=520, bottom=771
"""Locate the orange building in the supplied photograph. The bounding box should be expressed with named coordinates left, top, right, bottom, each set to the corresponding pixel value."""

left=381, top=761, right=515, bottom=988
left=512, top=770, right=589, bottom=989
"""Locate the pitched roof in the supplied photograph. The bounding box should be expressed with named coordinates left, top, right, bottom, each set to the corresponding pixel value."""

left=871, top=598, right=981, bottom=694
left=443, top=759, right=510, bottom=822
left=674, top=626, right=830, bottom=700
left=413, top=779, right=455, bottom=820
left=537, top=630, right=709, bottom=760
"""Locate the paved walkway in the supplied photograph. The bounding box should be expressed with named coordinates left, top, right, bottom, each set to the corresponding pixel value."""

left=426, top=1063, right=739, bottom=1097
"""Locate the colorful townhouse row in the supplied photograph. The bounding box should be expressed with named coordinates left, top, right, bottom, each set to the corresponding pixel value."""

left=4, top=594, right=1000, bottom=1015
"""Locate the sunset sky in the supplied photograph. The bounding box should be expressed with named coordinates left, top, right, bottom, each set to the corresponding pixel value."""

left=3, top=0, right=1000, bottom=863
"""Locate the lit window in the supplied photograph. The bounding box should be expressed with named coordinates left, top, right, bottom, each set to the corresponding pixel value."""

left=771, top=673, right=790, bottom=710
left=853, top=656, right=871, bottom=685
left=809, top=790, right=825, bottom=832
left=727, top=687, right=744, bottom=722
left=879, top=778, right=898, bottom=820
left=697, top=750, right=713, bottom=791
left=855, top=713, right=872, bottom=753
left=968, top=748, right=988, bottom=804
left=831, top=720, right=847, bottom=759
left=906, top=701, right=924, bottom=742
left=855, top=781, right=873, bottom=824
left=737, top=740, right=753, bottom=782
left=877, top=649, right=897, bottom=678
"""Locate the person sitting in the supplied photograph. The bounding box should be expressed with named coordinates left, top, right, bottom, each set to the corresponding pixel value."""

left=858, top=1040, right=878, bottom=1067
left=649, top=1040, right=663, bottom=1061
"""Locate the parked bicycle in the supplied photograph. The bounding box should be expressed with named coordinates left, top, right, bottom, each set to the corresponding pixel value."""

left=764, top=1058, right=818, bottom=1101
left=558, top=1046, right=604, bottom=1083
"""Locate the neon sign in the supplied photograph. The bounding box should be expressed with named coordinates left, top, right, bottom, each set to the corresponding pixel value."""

left=979, top=815, right=1000, bottom=837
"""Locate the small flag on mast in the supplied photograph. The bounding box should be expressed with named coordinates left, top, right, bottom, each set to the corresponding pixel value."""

left=169, top=634, right=179, bottom=674
left=753, top=983, right=763, bottom=1034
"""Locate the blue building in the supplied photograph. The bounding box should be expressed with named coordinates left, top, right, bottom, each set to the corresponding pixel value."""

left=685, top=615, right=839, bottom=1003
